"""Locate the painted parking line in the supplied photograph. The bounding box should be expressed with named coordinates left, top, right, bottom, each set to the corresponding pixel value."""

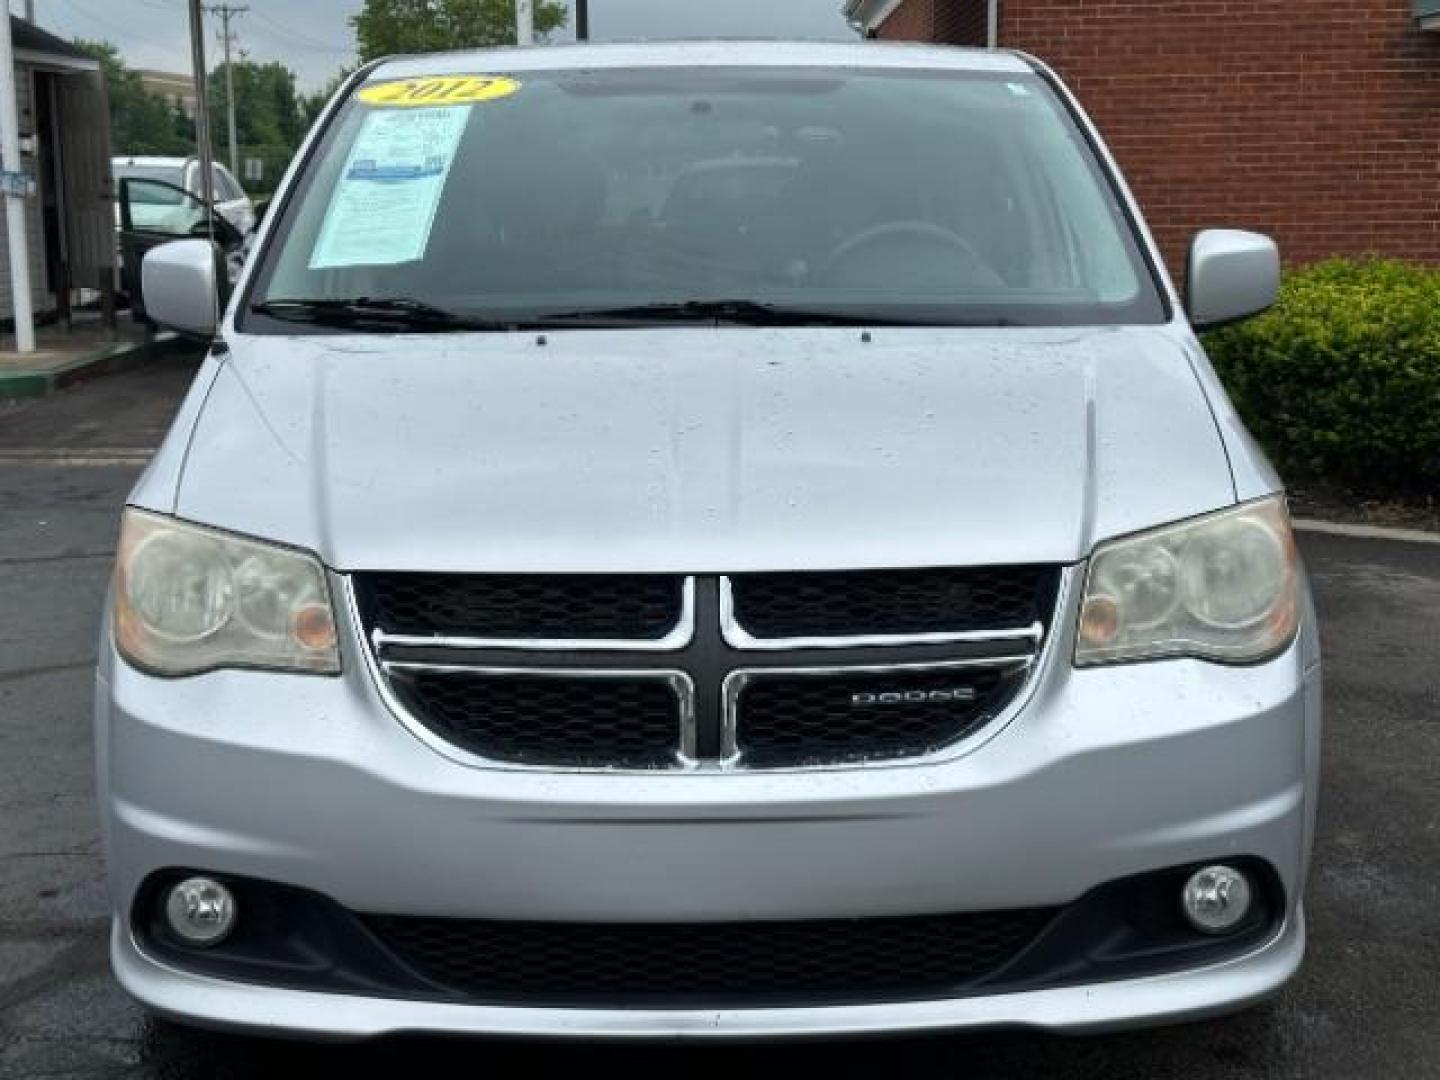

left=0, top=449, right=155, bottom=468
left=1295, top=518, right=1440, bottom=547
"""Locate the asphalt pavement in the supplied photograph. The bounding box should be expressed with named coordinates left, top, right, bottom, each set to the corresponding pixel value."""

left=1, top=353, right=1437, bottom=1078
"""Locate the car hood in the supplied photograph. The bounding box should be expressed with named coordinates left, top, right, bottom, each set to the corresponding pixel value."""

left=171, top=327, right=1237, bottom=572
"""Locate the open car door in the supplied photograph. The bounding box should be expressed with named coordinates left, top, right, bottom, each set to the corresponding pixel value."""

left=118, top=177, right=245, bottom=322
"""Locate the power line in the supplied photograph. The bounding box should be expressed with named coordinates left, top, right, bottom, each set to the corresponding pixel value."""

left=57, top=0, right=139, bottom=39
left=204, top=3, right=247, bottom=174
left=248, top=9, right=354, bottom=55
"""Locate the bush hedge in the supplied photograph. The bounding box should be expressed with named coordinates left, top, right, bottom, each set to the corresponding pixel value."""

left=1204, top=258, right=1440, bottom=493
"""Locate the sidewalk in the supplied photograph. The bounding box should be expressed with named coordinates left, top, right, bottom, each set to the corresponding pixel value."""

left=0, top=314, right=187, bottom=401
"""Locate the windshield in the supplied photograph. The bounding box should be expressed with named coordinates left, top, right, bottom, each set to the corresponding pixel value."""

left=115, top=163, right=187, bottom=194
left=247, top=67, right=1165, bottom=330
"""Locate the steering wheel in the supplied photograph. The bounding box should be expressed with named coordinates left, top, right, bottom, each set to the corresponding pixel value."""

left=817, top=220, right=1004, bottom=289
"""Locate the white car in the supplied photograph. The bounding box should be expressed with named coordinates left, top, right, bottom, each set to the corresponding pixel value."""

left=112, top=156, right=256, bottom=237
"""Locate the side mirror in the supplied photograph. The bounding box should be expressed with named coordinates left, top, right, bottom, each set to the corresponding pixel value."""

left=142, top=239, right=221, bottom=338
left=1186, top=230, right=1280, bottom=331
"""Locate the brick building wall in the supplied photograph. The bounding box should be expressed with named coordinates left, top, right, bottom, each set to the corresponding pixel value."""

left=875, top=0, right=988, bottom=47
left=873, top=0, right=1440, bottom=277
left=935, top=0, right=987, bottom=46
left=875, top=0, right=936, bottom=40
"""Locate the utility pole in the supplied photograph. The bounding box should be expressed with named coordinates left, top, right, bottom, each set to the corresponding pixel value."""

left=204, top=3, right=248, bottom=176
left=188, top=0, right=215, bottom=214
left=576, top=0, right=589, bottom=41
left=23, top=1, right=35, bottom=23
left=516, top=0, right=534, bottom=46
left=0, top=8, right=34, bottom=351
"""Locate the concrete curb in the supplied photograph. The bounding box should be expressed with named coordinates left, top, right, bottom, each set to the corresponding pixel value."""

left=1295, top=518, right=1440, bottom=546
left=0, top=332, right=191, bottom=401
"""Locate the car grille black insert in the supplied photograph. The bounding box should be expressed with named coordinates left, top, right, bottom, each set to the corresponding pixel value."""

left=364, top=908, right=1059, bottom=1007
left=729, top=566, right=1059, bottom=640
left=387, top=669, right=682, bottom=769
left=359, top=573, right=685, bottom=641
left=734, top=664, right=1026, bottom=768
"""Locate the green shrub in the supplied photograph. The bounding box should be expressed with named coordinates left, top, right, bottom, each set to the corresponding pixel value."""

left=1204, top=258, right=1440, bottom=492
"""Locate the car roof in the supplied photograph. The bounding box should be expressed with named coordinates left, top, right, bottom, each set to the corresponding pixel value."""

left=369, top=39, right=1034, bottom=82
left=113, top=156, right=192, bottom=168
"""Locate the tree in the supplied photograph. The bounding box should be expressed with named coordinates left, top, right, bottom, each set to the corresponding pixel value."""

left=300, top=69, right=355, bottom=129
left=352, top=0, right=568, bottom=62
left=204, top=60, right=309, bottom=193
left=206, top=61, right=304, bottom=148
left=75, top=39, right=194, bottom=156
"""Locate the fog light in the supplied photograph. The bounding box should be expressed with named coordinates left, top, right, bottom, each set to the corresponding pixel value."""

left=164, top=877, right=237, bottom=946
left=1181, top=865, right=1253, bottom=935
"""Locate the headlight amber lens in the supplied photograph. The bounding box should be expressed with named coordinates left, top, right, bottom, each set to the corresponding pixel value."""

left=1076, top=496, right=1298, bottom=667
left=114, top=509, right=340, bottom=677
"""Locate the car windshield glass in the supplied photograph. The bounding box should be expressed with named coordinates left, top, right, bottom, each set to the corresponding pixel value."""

left=116, top=163, right=186, bottom=194
left=248, top=67, right=1165, bottom=329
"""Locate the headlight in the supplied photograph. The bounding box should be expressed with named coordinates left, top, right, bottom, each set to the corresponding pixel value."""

left=1076, top=496, right=1298, bottom=667
left=114, top=509, right=339, bottom=677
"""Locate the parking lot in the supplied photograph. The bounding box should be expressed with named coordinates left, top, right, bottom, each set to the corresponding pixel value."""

left=1, top=353, right=1437, bottom=1078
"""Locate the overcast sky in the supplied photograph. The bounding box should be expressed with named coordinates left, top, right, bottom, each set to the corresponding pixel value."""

left=26, top=0, right=857, bottom=90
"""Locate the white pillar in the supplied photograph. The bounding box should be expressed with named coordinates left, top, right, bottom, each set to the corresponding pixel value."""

left=516, top=0, right=534, bottom=46
left=0, top=11, right=35, bottom=353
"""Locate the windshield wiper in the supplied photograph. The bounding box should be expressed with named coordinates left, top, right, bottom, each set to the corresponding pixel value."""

left=252, top=297, right=512, bottom=332
left=539, top=299, right=911, bottom=327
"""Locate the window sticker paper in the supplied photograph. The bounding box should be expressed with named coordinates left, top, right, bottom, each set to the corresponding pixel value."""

left=309, top=105, right=470, bottom=270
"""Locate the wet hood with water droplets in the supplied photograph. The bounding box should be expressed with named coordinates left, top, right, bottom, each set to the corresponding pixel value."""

left=167, top=326, right=1238, bottom=572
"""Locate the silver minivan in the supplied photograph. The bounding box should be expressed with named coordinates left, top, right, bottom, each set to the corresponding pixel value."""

left=98, top=41, right=1321, bottom=1040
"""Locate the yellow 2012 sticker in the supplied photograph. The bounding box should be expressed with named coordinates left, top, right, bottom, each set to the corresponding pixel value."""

left=358, top=75, right=520, bottom=108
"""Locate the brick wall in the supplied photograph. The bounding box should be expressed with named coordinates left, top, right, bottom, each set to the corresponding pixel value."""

left=877, top=0, right=1440, bottom=277
left=876, top=0, right=985, bottom=45
left=934, top=0, right=987, bottom=47
left=876, top=0, right=936, bottom=40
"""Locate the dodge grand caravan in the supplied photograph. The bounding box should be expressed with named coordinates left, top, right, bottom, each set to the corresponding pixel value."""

left=98, top=41, right=1322, bottom=1039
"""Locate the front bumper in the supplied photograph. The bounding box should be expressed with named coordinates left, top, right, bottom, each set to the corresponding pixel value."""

left=96, top=577, right=1322, bottom=1038
left=112, top=910, right=1304, bottom=1040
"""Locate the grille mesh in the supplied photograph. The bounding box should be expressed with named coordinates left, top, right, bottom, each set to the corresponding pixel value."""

left=730, top=566, right=1058, bottom=640
left=365, top=908, right=1058, bottom=1007
left=358, top=568, right=1056, bottom=771
left=735, top=665, right=1024, bottom=768
left=388, top=670, right=682, bottom=769
left=360, top=573, right=685, bottom=641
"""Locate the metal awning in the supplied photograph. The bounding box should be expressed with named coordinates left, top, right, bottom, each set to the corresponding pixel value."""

left=842, top=0, right=907, bottom=33
left=1418, top=0, right=1440, bottom=31
left=10, top=16, right=100, bottom=72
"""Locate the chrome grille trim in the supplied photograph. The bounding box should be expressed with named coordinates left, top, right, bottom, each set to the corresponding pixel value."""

left=381, top=661, right=698, bottom=766
left=719, top=576, right=1045, bottom=651
left=344, top=578, right=700, bottom=773
left=346, top=567, right=1076, bottom=775
left=383, top=659, right=696, bottom=771
left=370, top=577, right=697, bottom=653
left=719, top=655, right=1036, bottom=767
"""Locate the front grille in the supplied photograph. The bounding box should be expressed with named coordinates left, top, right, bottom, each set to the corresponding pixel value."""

left=729, top=566, right=1059, bottom=641
left=357, top=568, right=1060, bottom=771
left=358, top=573, right=686, bottom=641
left=387, top=669, right=684, bottom=769
left=365, top=908, right=1058, bottom=1008
left=732, top=663, right=1027, bottom=769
